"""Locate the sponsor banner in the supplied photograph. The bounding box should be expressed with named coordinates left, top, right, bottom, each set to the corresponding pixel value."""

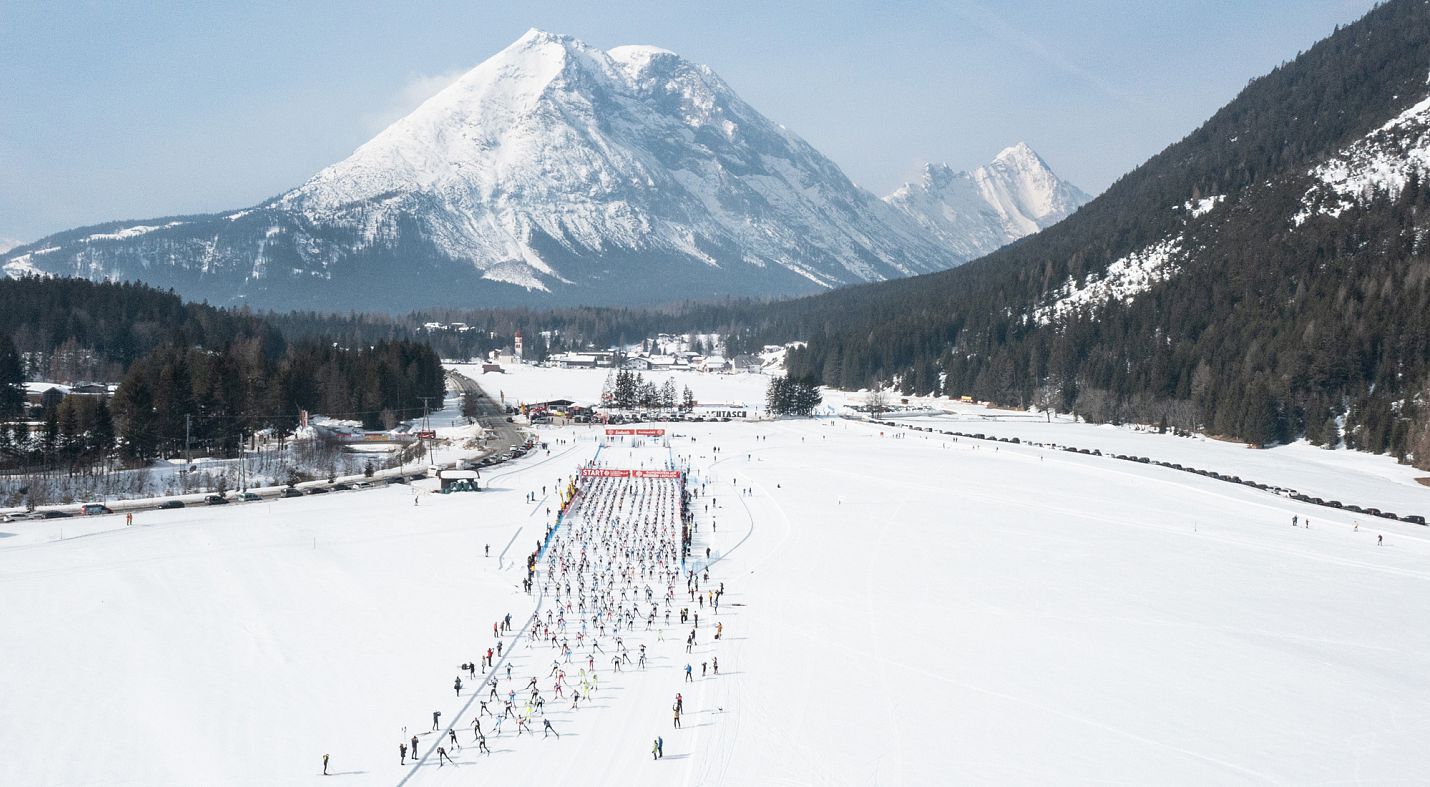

left=579, top=468, right=680, bottom=478
left=605, top=428, right=636, bottom=435
left=604, top=428, right=667, bottom=436
left=416, top=430, right=437, bottom=439
left=580, top=468, right=631, bottom=478
left=635, top=428, right=666, bottom=436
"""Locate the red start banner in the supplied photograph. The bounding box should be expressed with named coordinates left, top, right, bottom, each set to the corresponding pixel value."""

left=416, top=430, right=436, bottom=439
left=604, top=428, right=666, bottom=437
left=579, top=468, right=681, bottom=479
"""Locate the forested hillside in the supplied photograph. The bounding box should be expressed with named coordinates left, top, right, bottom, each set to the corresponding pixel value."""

left=0, top=280, right=444, bottom=471
left=766, top=0, right=1430, bottom=468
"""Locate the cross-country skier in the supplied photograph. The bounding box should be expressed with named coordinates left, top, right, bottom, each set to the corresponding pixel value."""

left=437, top=746, right=453, bottom=766
left=449, top=728, right=460, bottom=750
left=544, top=719, right=560, bottom=738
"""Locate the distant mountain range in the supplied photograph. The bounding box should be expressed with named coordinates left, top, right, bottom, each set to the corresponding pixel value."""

left=1, top=29, right=1085, bottom=311
left=885, top=143, right=1089, bottom=261
left=774, top=0, right=1430, bottom=465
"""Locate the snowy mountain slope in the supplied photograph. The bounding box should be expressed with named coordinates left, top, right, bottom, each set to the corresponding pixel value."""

left=1, top=30, right=960, bottom=311
left=1294, top=86, right=1430, bottom=224
left=885, top=143, right=1089, bottom=259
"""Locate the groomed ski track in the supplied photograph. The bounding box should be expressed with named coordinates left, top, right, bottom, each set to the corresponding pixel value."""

left=4, top=410, right=1430, bottom=784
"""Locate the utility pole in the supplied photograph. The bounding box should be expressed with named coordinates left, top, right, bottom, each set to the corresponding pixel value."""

left=420, top=396, right=434, bottom=466
left=184, top=413, right=192, bottom=492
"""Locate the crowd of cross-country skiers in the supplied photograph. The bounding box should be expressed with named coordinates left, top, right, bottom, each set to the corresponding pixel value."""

left=358, top=441, right=731, bottom=775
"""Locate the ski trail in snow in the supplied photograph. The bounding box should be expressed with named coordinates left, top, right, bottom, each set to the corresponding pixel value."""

left=397, top=582, right=546, bottom=785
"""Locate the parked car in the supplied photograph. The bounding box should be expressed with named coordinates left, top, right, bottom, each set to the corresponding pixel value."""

left=158, top=500, right=185, bottom=510
left=204, top=494, right=229, bottom=505
left=40, top=510, right=73, bottom=519
left=1, top=511, right=38, bottom=523
left=331, top=483, right=352, bottom=492
left=81, top=503, right=113, bottom=516
left=306, top=486, right=330, bottom=495
left=281, top=487, right=303, bottom=498
left=239, top=492, right=261, bottom=502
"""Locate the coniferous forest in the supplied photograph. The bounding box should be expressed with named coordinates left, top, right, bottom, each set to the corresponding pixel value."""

left=0, top=279, right=444, bottom=474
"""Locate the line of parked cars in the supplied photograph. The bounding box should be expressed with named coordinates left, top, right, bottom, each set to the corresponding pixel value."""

left=2, top=437, right=542, bottom=523
left=876, top=419, right=1429, bottom=526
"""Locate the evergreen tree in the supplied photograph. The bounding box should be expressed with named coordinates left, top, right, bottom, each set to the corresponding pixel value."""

left=91, top=397, right=115, bottom=464
left=0, top=333, right=24, bottom=420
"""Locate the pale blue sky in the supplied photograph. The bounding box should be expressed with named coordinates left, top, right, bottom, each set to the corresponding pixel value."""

left=0, top=0, right=1380, bottom=243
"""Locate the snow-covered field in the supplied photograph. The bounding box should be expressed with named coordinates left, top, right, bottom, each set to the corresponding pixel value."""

left=448, top=362, right=774, bottom=409
left=4, top=365, right=1430, bottom=785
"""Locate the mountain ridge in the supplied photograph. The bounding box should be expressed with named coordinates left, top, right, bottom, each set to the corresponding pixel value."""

left=885, top=142, right=1089, bottom=260
left=769, top=0, right=1430, bottom=466
left=2, top=29, right=1083, bottom=311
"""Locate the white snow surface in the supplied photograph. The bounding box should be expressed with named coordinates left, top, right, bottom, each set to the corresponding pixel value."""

left=1295, top=88, right=1430, bottom=224
left=4, top=364, right=1430, bottom=785
left=1033, top=237, right=1182, bottom=324
left=80, top=221, right=187, bottom=242
left=885, top=143, right=1090, bottom=260
left=1184, top=194, right=1224, bottom=218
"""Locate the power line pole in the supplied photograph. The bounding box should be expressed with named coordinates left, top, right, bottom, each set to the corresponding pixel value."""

left=184, top=413, right=192, bottom=492
left=420, top=396, right=433, bottom=467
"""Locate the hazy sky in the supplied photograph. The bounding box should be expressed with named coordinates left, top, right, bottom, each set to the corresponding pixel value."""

left=0, top=0, right=1381, bottom=243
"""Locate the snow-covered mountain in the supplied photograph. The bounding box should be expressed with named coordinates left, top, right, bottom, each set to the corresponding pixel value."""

left=885, top=143, right=1089, bottom=259
left=2, top=30, right=968, bottom=311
